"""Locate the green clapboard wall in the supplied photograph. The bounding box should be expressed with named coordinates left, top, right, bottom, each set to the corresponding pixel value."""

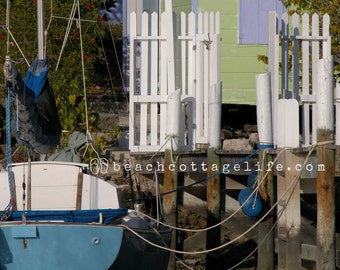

left=160, top=0, right=271, bottom=105
left=197, top=0, right=268, bottom=105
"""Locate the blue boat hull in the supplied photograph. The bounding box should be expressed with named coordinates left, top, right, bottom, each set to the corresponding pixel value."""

left=0, top=223, right=123, bottom=270
left=110, top=227, right=172, bottom=270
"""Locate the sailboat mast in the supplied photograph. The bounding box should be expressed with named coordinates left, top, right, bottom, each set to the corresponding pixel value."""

left=37, top=0, right=46, bottom=60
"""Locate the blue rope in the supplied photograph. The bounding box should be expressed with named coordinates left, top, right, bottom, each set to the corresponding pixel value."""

left=5, top=87, right=13, bottom=207
left=257, top=143, right=274, bottom=149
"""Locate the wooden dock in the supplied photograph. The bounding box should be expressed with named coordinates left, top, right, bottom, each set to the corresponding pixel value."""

left=124, top=5, right=340, bottom=269
left=128, top=148, right=340, bottom=269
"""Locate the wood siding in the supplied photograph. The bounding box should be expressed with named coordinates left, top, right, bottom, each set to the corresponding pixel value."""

left=140, top=0, right=274, bottom=105
left=198, top=0, right=268, bottom=105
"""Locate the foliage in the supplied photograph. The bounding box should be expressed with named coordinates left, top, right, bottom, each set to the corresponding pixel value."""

left=282, top=0, right=340, bottom=82
left=0, top=0, right=123, bottom=145
left=111, top=126, right=122, bottom=145
left=257, top=0, right=340, bottom=82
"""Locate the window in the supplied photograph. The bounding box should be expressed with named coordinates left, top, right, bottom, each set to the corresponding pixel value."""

left=239, top=0, right=286, bottom=44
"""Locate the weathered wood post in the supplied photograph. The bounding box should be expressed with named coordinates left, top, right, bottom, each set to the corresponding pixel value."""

left=164, top=89, right=181, bottom=270
left=316, top=56, right=336, bottom=270
left=163, top=1, right=179, bottom=269
left=277, top=98, right=300, bottom=269
left=256, top=72, right=274, bottom=270
left=284, top=144, right=301, bottom=269
left=206, top=83, right=221, bottom=269
left=335, top=84, right=340, bottom=244
left=336, top=83, right=340, bottom=146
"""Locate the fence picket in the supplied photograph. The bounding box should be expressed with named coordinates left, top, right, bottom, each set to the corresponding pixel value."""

left=268, top=12, right=332, bottom=148
left=187, top=12, right=196, bottom=147
left=180, top=12, right=187, bottom=95
left=128, top=10, right=220, bottom=152
left=160, top=12, right=168, bottom=147
left=179, top=12, right=187, bottom=147
left=203, top=12, right=209, bottom=139
left=281, top=13, right=289, bottom=98
left=209, top=13, right=218, bottom=87
left=301, top=13, right=310, bottom=146
left=322, top=14, right=331, bottom=58
left=292, top=14, right=300, bottom=100
left=187, top=12, right=195, bottom=97
left=196, top=12, right=204, bottom=142
left=129, top=12, right=137, bottom=151
left=139, top=12, right=149, bottom=147
left=311, top=13, right=319, bottom=144
left=268, top=12, right=280, bottom=146
left=150, top=12, right=159, bottom=146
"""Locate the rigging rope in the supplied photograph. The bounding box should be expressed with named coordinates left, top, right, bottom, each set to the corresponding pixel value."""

left=225, top=143, right=324, bottom=270
left=54, top=0, right=77, bottom=73
left=1, top=1, right=14, bottom=220
left=119, top=142, right=320, bottom=256
left=102, top=1, right=125, bottom=88
left=159, top=149, right=259, bottom=198
left=76, top=0, right=105, bottom=169
left=5, top=91, right=11, bottom=166
left=0, top=27, right=30, bottom=67
left=49, top=0, right=130, bottom=163
left=97, top=27, right=118, bottom=103
left=48, top=0, right=111, bottom=172
left=142, top=149, right=277, bottom=233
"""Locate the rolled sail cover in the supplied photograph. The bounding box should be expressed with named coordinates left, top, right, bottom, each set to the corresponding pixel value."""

left=9, top=57, right=61, bottom=154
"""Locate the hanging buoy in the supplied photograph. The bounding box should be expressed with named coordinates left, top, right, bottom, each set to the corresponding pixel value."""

left=247, top=171, right=258, bottom=189
left=238, top=187, right=262, bottom=217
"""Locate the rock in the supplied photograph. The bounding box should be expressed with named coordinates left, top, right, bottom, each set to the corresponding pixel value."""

left=221, top=128, right=233, bottom=140
left=222, top=138, right=253, bottom=151
left=243, top=124, right=257, bottom=133
left=248, top=132, right=259, bottom=145
left=234, top=129, right=244, bottom=138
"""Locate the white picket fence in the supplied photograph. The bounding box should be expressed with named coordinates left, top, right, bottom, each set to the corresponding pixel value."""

left=267, top=12, right=334, bottom=147
left=128, top=11, right=221, bottom=152
left=257, top=12, right=338, bottom=269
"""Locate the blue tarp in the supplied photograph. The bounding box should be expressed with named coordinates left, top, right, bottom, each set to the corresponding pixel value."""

left=4, top=56, right=61, bottom=154
left=2, top=208, right=128, bottom=225
left=25, top=58, right=49, bottom=101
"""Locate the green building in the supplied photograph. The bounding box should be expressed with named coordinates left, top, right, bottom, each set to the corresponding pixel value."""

left=125, top=0, right=285, bottom=105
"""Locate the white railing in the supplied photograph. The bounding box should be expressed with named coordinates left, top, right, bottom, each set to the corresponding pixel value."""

left=128, top=11, right=221, bottom=153
left=267, top=12, right=332, bottom=147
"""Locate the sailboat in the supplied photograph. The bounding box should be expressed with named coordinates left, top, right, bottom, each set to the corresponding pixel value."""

left=0, top=1, right=171, bottom=269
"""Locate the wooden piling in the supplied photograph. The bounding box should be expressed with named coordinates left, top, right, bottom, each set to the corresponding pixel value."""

left=163, top=149, right=178, bottom=270
left=206, top=148, right=221, bottom=269
left=256, top=72, right=275, bottom=270
left=277, top=149, right=287, bottom=270
left=336, top=84, right=340, bottom=146
left=277, top=99, right=300, bottom=269
left=285, top=150, right=301, bottom=269
left=206, top=83, right=221, bottom=270
left=164, top=87, right=181, bottom=270
left=316, top=57, right=335, bottom=270
left=257, top=149, right=275, bottom=270
left=256, top=73, right=273, bottom=147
